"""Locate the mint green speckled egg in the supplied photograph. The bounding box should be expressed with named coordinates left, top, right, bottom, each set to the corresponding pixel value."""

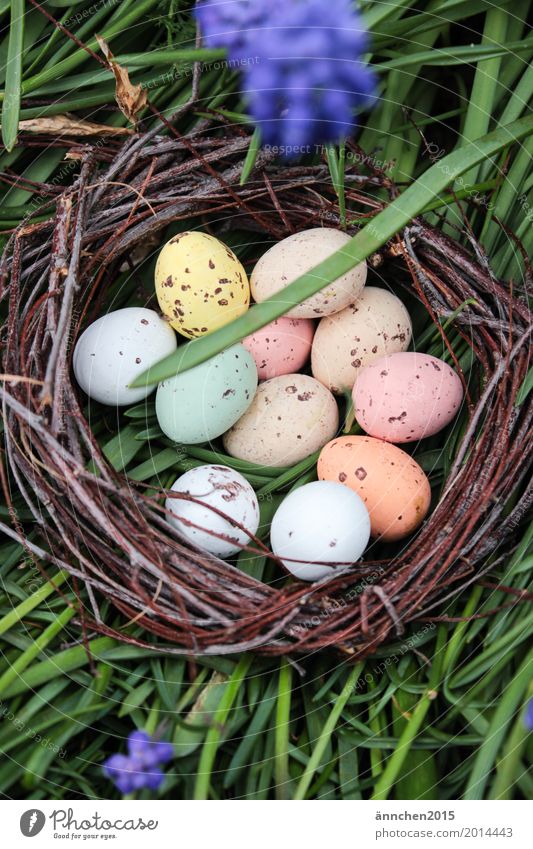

left=155, top=344, right=258, bottom=445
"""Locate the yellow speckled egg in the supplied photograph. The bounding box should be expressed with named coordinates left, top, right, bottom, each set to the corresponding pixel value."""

left=318, top=435, right=431, bottom=541
left=155, top=231, right=250, bottom=338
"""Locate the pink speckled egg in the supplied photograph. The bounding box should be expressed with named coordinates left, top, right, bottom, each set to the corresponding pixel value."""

left=353, top=352, right=464, bottom=443
left=242, top=317, right=314, bottom=380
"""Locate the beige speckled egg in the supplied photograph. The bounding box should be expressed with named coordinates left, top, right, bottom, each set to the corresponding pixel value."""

left=250, top=228, right=367, bottom=319
left=317, top=435, right=431, bottom=541
left=223, top=374, right=339, bottom=468
left=155, top=231, right=249, bottom=338
left=311, top=287, right=412, bottom=394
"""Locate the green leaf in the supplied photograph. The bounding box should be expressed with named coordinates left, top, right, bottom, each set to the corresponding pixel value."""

left=371, top=627, right=447, bottom=801
left=392, top=661, right=439, bottom=799
left=274, top=660, right=292, bottom=799
left=293, top=664, right=364, bottom=800
left=326, top=142, right=347, bottom=228
left=0, top=605, right=75, bottom=695
left=118, top=680, right=156, bottom=717
left=516, top=365, right=533, bottom=407
left=0, top=571, right=68, bottom=637
left=240, top=126, right=262, bottom=186
left=193, top=656, right=251, bottom=799
left=1, top=0, right=24, bottom=152
left=173, top=671, right=228, bottom=759
left=464, top=650, right=533, bottom=799
left=131, top=114, right=533, bottom=388
left=102, top=424, right=144, bottom=471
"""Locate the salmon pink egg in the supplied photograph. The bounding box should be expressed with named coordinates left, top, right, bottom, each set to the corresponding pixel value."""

left=242, top=317, right=314, bottom=380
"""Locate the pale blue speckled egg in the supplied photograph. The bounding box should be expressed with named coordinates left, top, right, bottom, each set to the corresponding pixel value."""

left=155, top=344, right=258, bottom=444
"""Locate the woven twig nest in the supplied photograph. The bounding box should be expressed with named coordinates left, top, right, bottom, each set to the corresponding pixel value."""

left=1, top=124, right=531, bottom=657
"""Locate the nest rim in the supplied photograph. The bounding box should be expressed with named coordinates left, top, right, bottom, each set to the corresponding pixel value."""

left=1, top=124, right=531, bottom=658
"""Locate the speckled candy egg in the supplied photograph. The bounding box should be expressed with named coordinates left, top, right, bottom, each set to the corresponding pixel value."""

left=165, top=465, right=260, bottom=558
left=311, top=287, right=412, bottom=393
left=270, top=481, right=370, bottom=582
left=318, top=435, right=431, bottom=541
left=155, top=231, right=249, bottom=338
left=73, top=307, right=177, bottom=406
left=250, top=228, right=367, bottom=319
left=156, top=344, right=257, bottom=444
left=223, top=374, right=338, bottom=468
left=354, top=352, right=464, bottom=443
left=242, top=316, right=314, bottom=380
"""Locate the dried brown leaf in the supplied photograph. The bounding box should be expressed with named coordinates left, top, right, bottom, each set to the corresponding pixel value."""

left=96, top=34, right=148, bottom=125
left=17, top=115, right=134, bottom=137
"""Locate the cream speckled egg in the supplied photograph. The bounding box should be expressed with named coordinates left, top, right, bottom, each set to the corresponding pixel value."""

left=270, top=481, right=370, bottom=582
left=166, top=465, right=260, bottom=558
left=73, top=307, right=177, bottom=406
left=242, top=316, right=314, bottom=380
left=155, top=231, right=249, bottom=338
left=354, top=352, right=464, bottom=443
left=250, top=228, right=367, bottom=319
left=223, top=374, right=339, bottom=468
left=311, top=287, right=412, bottom=394
left=156, top=344, right=257, bottom=444
left=318, top=435, right=431, bottom=541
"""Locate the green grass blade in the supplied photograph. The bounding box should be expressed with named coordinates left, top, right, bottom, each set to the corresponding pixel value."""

left=371, top=627, right=447, bottom=801
left=0, top=571, right=67, bottom=637
left=1, top=0, right=24, bottom=152
left=240, top=126, right=262, bottom=186
left=0, top=605, right=74, bottom=695
left=447, top=6, right=509, bottom=223
left=274, top=659, right=292, bottom=799
left=294, top=663, right=363, bottom=800
left=488, top=704, right=531, bottom=800
left=193, top=655, right=252, bottom=800
left=515, top=366, right=533, bottom=408
left=464, top=650, right=533, bottom=799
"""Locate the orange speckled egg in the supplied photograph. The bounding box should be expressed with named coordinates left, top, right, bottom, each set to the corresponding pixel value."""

left=317, top=435, right=431, bottom=541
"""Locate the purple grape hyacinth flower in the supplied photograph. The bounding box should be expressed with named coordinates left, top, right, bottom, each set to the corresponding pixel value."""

left=103, top=730, right=173, bottom=795
left=525, top=698, right=533, bottom=731
left=195, top=0, right=284, bottom=58
left=194, top=0, right=376, bottom=151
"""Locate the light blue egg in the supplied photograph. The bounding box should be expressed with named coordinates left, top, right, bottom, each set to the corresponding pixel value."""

left=155, top=344, right=258, bottom=444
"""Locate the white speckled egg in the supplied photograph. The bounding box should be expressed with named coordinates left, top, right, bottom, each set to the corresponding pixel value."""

left=166, top=464, right=260, bottom=558
left=156, top=344, right=257, bottom=444
left=354, top=352, right=464, bottom=442
left=73, top=307, right=177, bottom=406
left=311, top=287, right=412, bottom=393
left=242, top=316, right=314, bottom=380
left=155, top=231, right=249, bottom=338
left=223, top=374, right=339, bottom=468
left=270, top=481, right=370, bottom=582
left=250, top=228, right=367, bottom=319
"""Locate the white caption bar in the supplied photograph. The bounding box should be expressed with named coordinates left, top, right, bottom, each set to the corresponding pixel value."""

left=3, top=799, right=530, bottom=849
